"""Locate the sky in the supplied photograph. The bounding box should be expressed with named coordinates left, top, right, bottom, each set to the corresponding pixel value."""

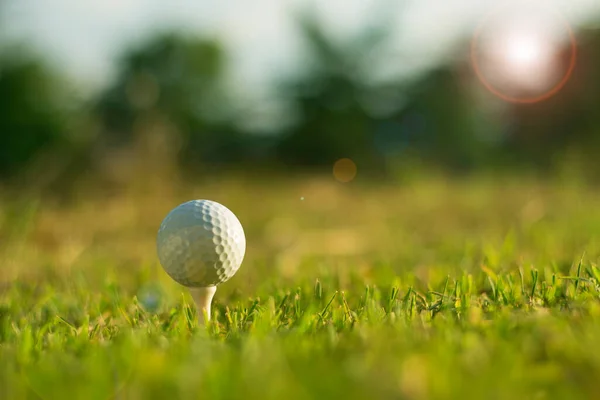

left=1, top=0, right=599, bottom=99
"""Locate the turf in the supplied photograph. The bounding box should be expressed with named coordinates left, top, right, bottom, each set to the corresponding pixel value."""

left=2, top=175, right=600, bottom=399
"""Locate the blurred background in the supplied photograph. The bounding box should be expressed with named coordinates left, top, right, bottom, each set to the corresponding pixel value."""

left=4, top=0, right=600, bottom=290
left=1, top=0, right=600, bottom=192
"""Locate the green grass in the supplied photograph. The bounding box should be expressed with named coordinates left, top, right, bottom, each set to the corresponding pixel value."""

left=3, top=175, right=600, bottom=399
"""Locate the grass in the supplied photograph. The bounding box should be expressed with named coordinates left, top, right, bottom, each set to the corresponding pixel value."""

left=3, top=174, right=600, bottom=399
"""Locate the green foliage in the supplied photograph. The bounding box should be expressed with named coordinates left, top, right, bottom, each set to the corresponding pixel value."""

left=94, top=33, right=248, bottom=166
left=3, top=8, right=600, bottom=180
left=0, top=54, right=70, bottom=176
left=274, top=11, right=404, bottom=170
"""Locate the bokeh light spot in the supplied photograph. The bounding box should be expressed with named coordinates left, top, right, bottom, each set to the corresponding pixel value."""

left=333, top=158, right=357, bottom=183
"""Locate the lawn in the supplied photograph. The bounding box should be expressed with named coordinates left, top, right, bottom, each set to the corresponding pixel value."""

left=2, top=174, right=600, bottom=399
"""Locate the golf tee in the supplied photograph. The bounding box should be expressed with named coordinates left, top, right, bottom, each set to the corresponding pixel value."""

left=189, top=286, right=217, bottom=324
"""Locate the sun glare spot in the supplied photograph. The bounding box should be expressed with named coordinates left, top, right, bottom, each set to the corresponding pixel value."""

left=471, top=3, right=576, bottom=104
left=505, top=36, right=545, bottom=68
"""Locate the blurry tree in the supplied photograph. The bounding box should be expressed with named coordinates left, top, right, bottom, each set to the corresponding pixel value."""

left=92, top=10, right=600, bottom=178
left=0, top=51, right=70, bottom=177
left=94, top=33, right=245, bottom=170
left=274, top=11, right=407, bottom=172
left=276, top=9, right=600, bottom=176
left=66, top=10, right=600, bottom=180
left=392, top=67, right=498, bottom=172
left=506, top=29, right=600, bottom=175
left=275, top=10, right=489, bottom=175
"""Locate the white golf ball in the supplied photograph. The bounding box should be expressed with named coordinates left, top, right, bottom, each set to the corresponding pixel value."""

left=157, top=200, right=246, bottom=287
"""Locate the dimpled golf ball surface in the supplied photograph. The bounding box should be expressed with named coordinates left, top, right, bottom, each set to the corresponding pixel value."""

left=157, top=200, right=246, bottom=287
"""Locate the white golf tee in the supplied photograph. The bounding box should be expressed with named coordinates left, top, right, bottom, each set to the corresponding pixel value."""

left=189, top=286, right=217, bottom=324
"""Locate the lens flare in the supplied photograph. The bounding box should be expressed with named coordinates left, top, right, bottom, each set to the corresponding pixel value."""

left=471, top=3, right=577, bottom=104
left=333, top=158, right=357, bottom=183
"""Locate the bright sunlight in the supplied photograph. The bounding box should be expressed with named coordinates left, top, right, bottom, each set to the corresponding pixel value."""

left=471, top=3, right=576, bottom=103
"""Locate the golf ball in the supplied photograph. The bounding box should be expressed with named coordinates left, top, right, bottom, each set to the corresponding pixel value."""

left=157, top=200, right=246, bottom=287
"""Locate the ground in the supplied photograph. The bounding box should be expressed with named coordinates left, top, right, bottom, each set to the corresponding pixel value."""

left=2, top=174, right=600, bottom=399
